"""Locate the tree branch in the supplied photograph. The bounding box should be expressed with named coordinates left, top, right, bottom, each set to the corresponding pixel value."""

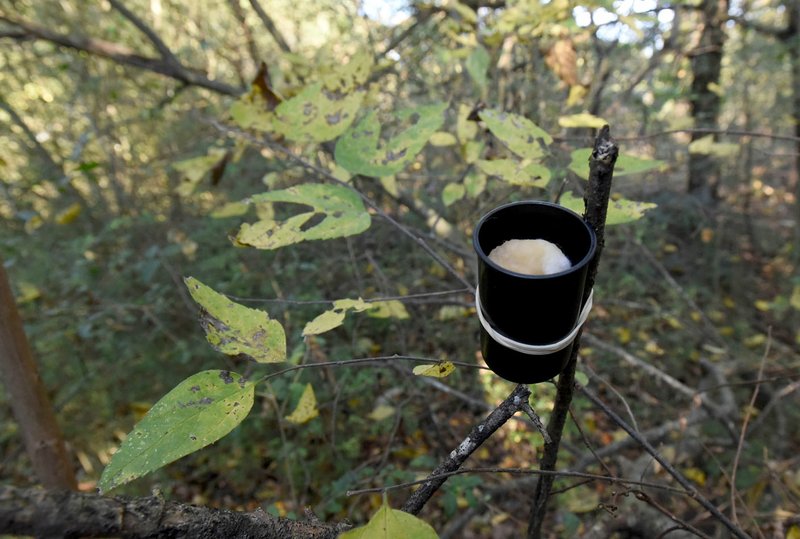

left=248, top=0, right=292, bottom=53
left=107, top=0, right=181, bottom=67
left=527, top=125, right=618, bottom=538
left=401, top=384, right=531, bottom=515
left=0, top=485, right=344, bottom=539
left=0, top=15, right=243, bottom=96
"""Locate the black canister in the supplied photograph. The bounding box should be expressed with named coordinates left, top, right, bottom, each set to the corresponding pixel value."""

left=473, top=201, right=597, bottom=384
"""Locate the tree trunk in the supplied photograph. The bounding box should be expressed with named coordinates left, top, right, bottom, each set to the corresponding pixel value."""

left=0, top=257, right=76, bottom=490
left=687, top=0, right=729, bottom=202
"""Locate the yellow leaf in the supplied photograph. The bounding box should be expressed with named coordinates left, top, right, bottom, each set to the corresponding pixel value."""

left=790, top=285, right=800, bottom=311
left=24, top=215, right=43, bottom=234
left=429, top=132, right=458, bottom=146
left=55, top=203, right=82, bottom=225
left=413, top=361, right=455, bottom=378
left=754, top=300, right=771, bottom=312
left=744, top=334, right=767, bottom=348
left=558, top=113, right=606, bottom=129
left=285, top=384, right=319, bottom=425
left=787, top=525, right=800, bottom=539
left=368, top=300, right=410, bottom=319
left=15, top=281, right=41, bottom=304
left=614, top=327, right=631, bottom=344
left=367, top=404, right=395, bottom=421
left=683, top=467, right=706, bottom=486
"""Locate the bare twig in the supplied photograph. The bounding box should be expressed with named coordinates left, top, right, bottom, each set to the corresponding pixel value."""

left=578, top=384, right=751, bottom=539
left=248, top=0, right=292, bottom=53
left=0, top=14, right=243, bottom=96
left=401, top=384, right=531, bottom=514
left=730, top=330, right=771, bottom=528
left=107, top=0, right=181, bottom=67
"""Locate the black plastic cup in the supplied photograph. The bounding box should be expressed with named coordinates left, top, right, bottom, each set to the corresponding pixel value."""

left=473, top=201, right=597, bottom=384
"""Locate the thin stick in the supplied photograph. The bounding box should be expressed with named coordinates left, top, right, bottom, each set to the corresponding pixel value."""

left=401, top=384, right=531, bottom=515
left=578, top=385, right=750, bottom=539
left=730, top=329, right=771, bottom=528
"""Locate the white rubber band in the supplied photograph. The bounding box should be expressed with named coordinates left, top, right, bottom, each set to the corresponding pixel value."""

left=475, top=286, right=593, bottom=356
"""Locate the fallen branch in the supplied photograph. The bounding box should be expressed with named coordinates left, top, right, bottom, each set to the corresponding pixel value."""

left=0, top=485, right=344, bottom=539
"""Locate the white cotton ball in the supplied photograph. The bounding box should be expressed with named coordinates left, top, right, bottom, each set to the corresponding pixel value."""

left=488, top=239, right=572, bottom=276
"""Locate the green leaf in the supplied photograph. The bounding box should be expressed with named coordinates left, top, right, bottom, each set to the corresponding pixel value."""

left=210, top=201, right=249, bottom=219
left=568, top=148, right=664, bottom=180
left=456, top=104, right=478, bottom=142
left=98, top=370, right=254, bottom=493
left=558, top=191, right=657, bottom=225
left=367, top=300, right=410, bottom=319
left=235, top=183, right=371, bottom=249
left=339, top=499, right=439, bottom=539
left=464, top=171, right=487, bottom=197
left=413, top=361, right=456, bottom=378
left=271, top=82, right=365, bottom=143
left=303, top=298, right=370, bottom=336
left=475, top=159, right=551, bottom=187
left=429, top=132, right=458, bottom=147
left=558, top=113, right=607, bottom=129
left=172, top=151, right=225, bottom=196
left=335, top=103, right=447, bottom=177
left=688, top=135, right=739, bottom=158
left=284, top=383, right=319, bottom=425
left=478, top=109, right=552, bottom=159
left=185, top=277, right=286, bottom=363
left=303, top=298, right=408, bottom=336
left=442, top=182, right=466, bottom=206
left=466, top=44, right=490, bottom=90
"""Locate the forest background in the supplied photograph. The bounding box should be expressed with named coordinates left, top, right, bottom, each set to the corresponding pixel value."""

left=1, top=0, right=799, bottom=537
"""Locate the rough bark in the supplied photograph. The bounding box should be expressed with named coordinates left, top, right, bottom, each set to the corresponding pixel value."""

left=0, top=258, right=77, bottom=490
left=687, top=0, right=729, bottom=202
left=0, top=485, right=344, bottom=539
left=527, top=126, right=618, bottom=538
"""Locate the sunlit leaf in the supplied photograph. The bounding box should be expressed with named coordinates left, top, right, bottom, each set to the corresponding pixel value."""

left=335, top=103, right=447, bottom=177
left=173, top=152, right=226, bottom=196
left=558, top=113, right=606, bottom=129
left=271, top=82, right=365, bottom=143
left=476, top=159, right=551, bottom=187
left=55, top=203, right=82, bottom=225
left=367, top=404, right=396, bottom=421
left=339, top=499, right=439, bottom=539
left=558, top=191, right=657, bottom=225
left=367, top=300, right=410, bottom=319
left=478, top=109, right=552, bottom=159
left=790, top=285, right=800, bottom=311
left=442, top=183, right=466, bottom=206
left=210, top=201, right=249, bottom=219
left=303, top=298, right=407, bottom=336
left=568, top=148, right=664, bottom=179
left=185, top=277, right=286, bottom=363
left=688, top=135, right=739, bottom=158
left=413, top=361, right=456, bottom=378
left=284, top=383, right=319, bottom=425
left=429, top=132, right=458, bottom=147
left=683, top=467, right=706, bottom=486
left=466, top=44, right=490, bottom=90
left=464, top=171, right=487, bottom=197
left=98, top=370, right=254, bottom=493
left=456, top=104, right=478, bottom=142
left=235, top=183, right=371, bottom=249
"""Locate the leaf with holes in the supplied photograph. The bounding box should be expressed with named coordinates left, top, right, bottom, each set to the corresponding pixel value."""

left=568, top=148, right=664, bottom=179
left=476, top=159, right=551, bottom=187
left=185, top=277, right=286, bottom=363
left=284, top=383, right=319, bottom=425
left=235, top=183, right=371, bottom=249
left=271, top=82, right=365, bottom=143
left=335, top=103, right=447, bottom=177
left=413, top=361, right=455, bottom=378
left=478, top=109, right=552, bottom=160
left=340, top=499, right=438, bottom=539
left=98, top=370, right=254, bottom=493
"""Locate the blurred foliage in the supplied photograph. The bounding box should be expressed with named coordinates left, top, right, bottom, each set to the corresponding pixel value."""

left=1, top=0, right=799, bottom=536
